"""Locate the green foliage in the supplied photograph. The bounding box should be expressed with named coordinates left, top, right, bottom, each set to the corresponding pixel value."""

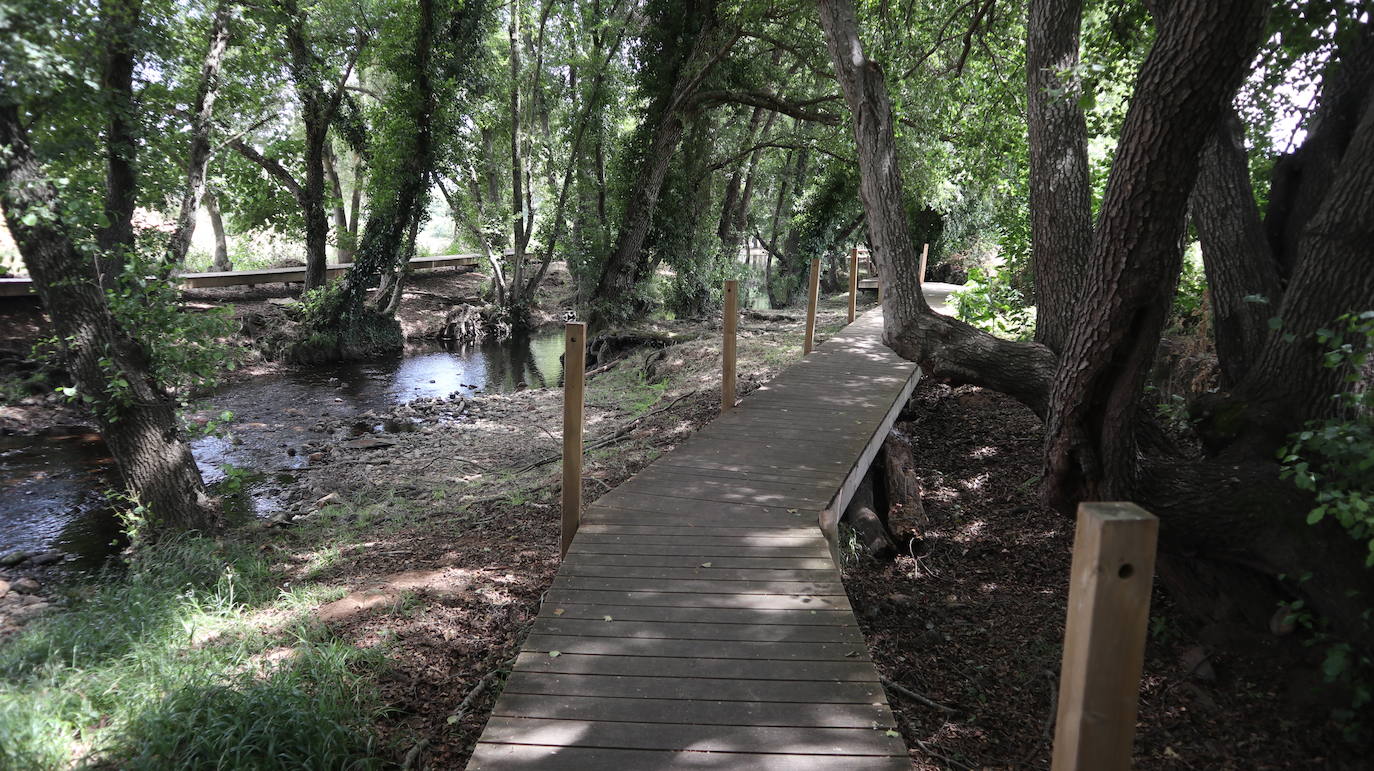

left=1280, top=311, right=1374, bottom=565
left=0, top=536, right=384, bottom=769
left=1167, top=244, right=1209, bottom=331
left=952, top=265, right=1036, bottom=342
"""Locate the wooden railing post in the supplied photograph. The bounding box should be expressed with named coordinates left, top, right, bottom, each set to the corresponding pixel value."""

left=560, top=322, right=586, bottom=558
left=804, top=258, right=820, bottom=355
left=847, top=247, right=859, bottom=323
left=722, top=280, right=737, bottom=412
left=918, top=242, right=929, bottom=284
left=1051, top=502, right=1159, bottom=771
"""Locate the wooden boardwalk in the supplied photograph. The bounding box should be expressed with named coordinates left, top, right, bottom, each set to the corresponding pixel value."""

left=469, top=309, right=920, bottom=769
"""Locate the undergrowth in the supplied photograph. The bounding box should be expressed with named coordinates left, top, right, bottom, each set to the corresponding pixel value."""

left=0, top=535, right=386, bottom=770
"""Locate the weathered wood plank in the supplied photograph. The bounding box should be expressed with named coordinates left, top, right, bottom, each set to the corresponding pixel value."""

left=542, top=589, right=852, bottom=611
left=498, top=672, right=885, bottom=703
left=533, top=603, right=857, bottom=626
left=530, top=617, right=864, bottom=643
left=550, top=575, right=846, bottom=596
left=522, top=634, right=871, bottom=662
left=491, top=694, right=895, bottom=728
left=469, top=743, right=912, bottom=770
left=478, top=717, right=905, bottom=756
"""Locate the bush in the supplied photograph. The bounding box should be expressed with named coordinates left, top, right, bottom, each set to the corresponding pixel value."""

left=952, top=264, right=1036, bottom=341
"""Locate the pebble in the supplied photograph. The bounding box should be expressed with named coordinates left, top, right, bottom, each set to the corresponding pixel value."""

left=0, top=579, right=9, bottom=599
left=13, top=577, right=40, bottom=593
left=0, top=551, right=33, bottom=567
left=29, top=550, right=64, bottom=566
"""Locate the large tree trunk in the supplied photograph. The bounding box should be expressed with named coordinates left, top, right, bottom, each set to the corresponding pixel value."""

left=586, top=7, right=730, bottom=331
left=1190, top=106, right=1282, bottom=387
left=0, top=105, right=217, bottom=532
left=1026, top=0, right=1093, bottom=353
left=817, top=0, right=1057, bottom=415
left=325, top=143, right=352, bottom=262
left=1042, top=0, right=1268, bottom=509
left=205, top=189, right=231, bottom=271
left=166, top=0, right=233, bottom=268
left=96, top=0, right=142, bottom=292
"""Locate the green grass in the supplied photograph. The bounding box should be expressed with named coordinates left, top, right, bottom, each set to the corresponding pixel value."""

left=0, top=536, right=386, bottom=770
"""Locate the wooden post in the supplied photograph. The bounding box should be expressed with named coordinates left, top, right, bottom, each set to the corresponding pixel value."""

left=560, top=322, right=586, bottom=559
left=722, top=280, right=737, bottom=412
left=847, top=247, right=859, bottom=323
left=1051, top=502, right=1159, bottom=771
left=918, top=242, right=929, bottom=284
left=804, top=258, right=820, bottom=355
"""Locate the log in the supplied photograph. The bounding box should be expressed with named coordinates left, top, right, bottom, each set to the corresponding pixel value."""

left=842, top=470, right=897, bottom=560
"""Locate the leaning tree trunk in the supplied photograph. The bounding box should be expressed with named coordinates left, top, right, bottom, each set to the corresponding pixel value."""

left=281, top=0, right=339, bottom=291
left=0, top=105, right=217, bottom=532
left=1041, top=0, right=1268, bottom=510
left=817, top=0, right=1058, bottom=416
left=586, top=9, right=730, bottom=331
left=1026, top=0, right=1093, bottom=354
left=166, top=0, right=233, bottom=268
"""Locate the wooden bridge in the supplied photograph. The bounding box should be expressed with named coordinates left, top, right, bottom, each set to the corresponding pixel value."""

left=468, top=309, right=921, bottom=769
left=0, top=253, right=480, bottom=297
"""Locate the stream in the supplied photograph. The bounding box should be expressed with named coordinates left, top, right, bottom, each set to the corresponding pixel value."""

left=0, top=328, right=565, bottom=573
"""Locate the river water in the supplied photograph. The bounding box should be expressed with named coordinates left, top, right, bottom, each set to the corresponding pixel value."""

left=0, top=328, right=565, bottom=572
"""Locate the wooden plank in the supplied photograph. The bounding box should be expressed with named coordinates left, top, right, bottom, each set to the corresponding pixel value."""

left=848, top=247, right=859, bottom=323
left=530, top=618, right=864, bottom=643
left=1052, top=502, right=1159, bottom=771
left=522, top=634, right=870, bottom=662
left=558, top=564, right=839, bottom=583
left=498, top=672, right=884, bottom=703
left=513, top=652, right=876, bottom=682
left=562, top=323, right=586, bottom=558
left=549, top=576, right=846, bottom=596
left=491, top=694, right=894, bottom=729
left=534, top=603, right=857, bottom=626
left=470, top=743, right=912, bottom=770
left=566, top=543, right=830, bottom=559
left=589, top=492, right=807, bottom=519
left=478, top=717, right=904, bottom=756
left=542, top=589, right=853, bottom=611
left=559, top=553, right=840, bottom=571
left=575, top=523, right=820, bottom=537
left=572, top=532, right=828, bottom=547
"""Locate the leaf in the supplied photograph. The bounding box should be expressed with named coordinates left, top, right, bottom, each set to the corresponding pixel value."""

left=447, top=714, right=460, bottom=725
left=21, top=212, right=38, bottom=227
left=552, top=608, right=565, bottom=616
left=1268, top=316, right=1284, bottom=331
left=603, top=615, right=613, bottom=622
left=884, top=729, right=901, bottom=738
left=700, top=562, right=712, bottom=568
left=548, top=650, right=561, bottom=658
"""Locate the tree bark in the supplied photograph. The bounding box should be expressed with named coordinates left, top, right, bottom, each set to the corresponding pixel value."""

left=817, top=0, right=1058, bottom=416
left=96, top=0, right=143, bottom=292
left=166, top=0, right=233, bottom=268
left=1026, top=0, right=1093, bottom=353
left=1190, top=106, right=1282, bottom=387
left=1042, top=0, right=1268, bottom=510
left=325, top=143, right=351, bottom=262
left=0, top=104, right=217, bottom=532
left=205, top=189, right=231, bottom=271
left=586, top=7, right=732, bottom=331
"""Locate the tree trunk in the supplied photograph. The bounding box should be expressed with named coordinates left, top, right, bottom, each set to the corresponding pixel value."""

left=1042, top=0, right=1268, bottom=510
left=166, top=0, right=233, bottom=268
left=96, top=0, right=142, bottom=292
left=205, top=189, right=231, bottom=271
left=586, top=8, right=730, bottom=331
left=1026, top=0, right=1093, bottom=353
left=508, top=4, right=528, bottom=307
left=1190, top=106, right=1282, bottom=387
left=325, top=143, right=352, bottom=262
left=817, top=0, right=1057, bottom=416
left=0, top=104, right=217, bottom=532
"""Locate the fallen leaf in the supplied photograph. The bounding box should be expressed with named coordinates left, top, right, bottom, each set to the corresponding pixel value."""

left=603, top=615, right=614, bottom=622
left=885, top=730, right=900, bottom=738
left=552, top=608, right=565, bottom=616
left=700, top=562, right=712, bottom=568
left=447, top=715, right=459, bottom=725
left=548, top=651, right=561, bottom=658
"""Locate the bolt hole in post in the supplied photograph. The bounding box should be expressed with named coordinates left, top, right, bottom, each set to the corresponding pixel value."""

left=560, top=322, right=585, bottom=559
left=722, top=280, right=737, bottom=413
left=1118, top=563, right=1134, bottom=579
